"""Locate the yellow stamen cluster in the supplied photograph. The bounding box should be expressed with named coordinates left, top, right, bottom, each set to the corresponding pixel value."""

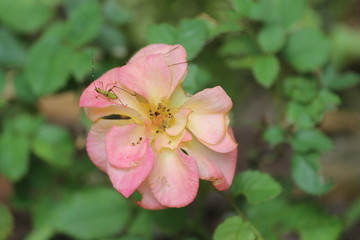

left=149, top=102, right=174, bottom=133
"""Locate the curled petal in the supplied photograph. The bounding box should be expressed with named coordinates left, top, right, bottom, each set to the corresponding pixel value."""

left=153, top=129, right=192, bottom=152
left=137, top=180, right=166, bottom=210
left=183, top=129, right=237, bottom=190
left=166, top=108, right=192, bottom=136
left=187, top=113, right=227, bottom=145
left=181, top=86, right=232, bottom=114
left=107, top=140, right=154, bottom=198
left=105, top=124, right=147, bottom=168
left=149, top=148, right=199, bottom=208
left=202, top=127, right=238, bottom=153
left=86, top=119, right=131, bottom=172
left=182, top=86, right=236, bottom=149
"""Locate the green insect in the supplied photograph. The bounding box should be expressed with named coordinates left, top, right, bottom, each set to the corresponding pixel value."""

left=94, top=82, right=135, bottom=105
left=91, top=51, right=135, bottom=105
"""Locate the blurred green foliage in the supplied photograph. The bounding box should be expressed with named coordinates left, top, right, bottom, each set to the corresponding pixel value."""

left=0, top=0, right=360, bottom=239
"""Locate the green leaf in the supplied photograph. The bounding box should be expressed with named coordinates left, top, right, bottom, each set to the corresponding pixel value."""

left=245, top=198, right=289, bottom=240
left=220, top=36, right=259, bottom=57
left=119, top=236, right=148, bottom=240
left=318, top=89, right=341, bottom=111
left=128, top=211, right=152, bottom=238
left=334, top=72, right=360, bottom=90
left=246, top=198, right=342, bottom=240
left=177, top=19, right=208, bottom=59
left=289, top=98, right=325, bottom=130
left=25, top=226, right=54, bottom=240
left=257, top=24, right=286, bottom=53
left=207, top=12, right=242, bottom=39
left=67, top=0, right=102, bottom=47
left=331, top=25, right=360, bottom=68
left=291, top=154, right=332, bottom=195
left=0, top=0, right=55, bottom=33
left=262, top=125, right=285, bottom=147
left=291, top=129, right=333, bottom=153
left=71, top=48, right=93, bottom=83
left=283, top=77, right=318, bottom=104
left=284, top=28, right=329, bottom=72
left=232, top=0, right=263, bottom=20
left=286, top=202, right=342, bottom=240
left=152, top=208, right=188, bottom=234
left=213, top=216, right=256, bottom=240
left=103, top=0, right=132, bottom=25
left=53, top=188, right=131, bottom=239
left=5, top=113, right=43, bottom=136
left=344, top=197, right=360, bottom=227
left=183, top=64, right=212, bottom=94
left=0, top=28, right=26, bottom=67
left=0, top=69, right=5, bottom=94
left=322, top=66, right=360, bottom=90
left=147, top=23, right=177, bottom=45
left=280, top=0, right=305, bottom=28
left=0, top=129, right=30, bottom=181
left=231, top=170, right=282, bottom=204
left=96, top=26, right=127, bottom=58
left=0, top=203, right=13, bottom=240
left=24, top=23, right=73, bottom=96
left=14, top=72, right=38, bottom=103
left=31, top=124, right=74, bottom=167
left=252, top=55, right=279, bottom=88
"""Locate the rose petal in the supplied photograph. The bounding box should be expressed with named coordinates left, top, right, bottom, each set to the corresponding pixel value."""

left=182, top=86, right=234, bottom=147
left=84, top=105, right=142, bottom=123
left=187, top=112, right=226, bottom=145
left=169, top=86, right=191, bottom=108
left=166, top=108, right=191, bottom=136
left=80, top=68, right=135, bottom=108
left=202, top=128, right=238, bottom=153
left=200, top=115, right=237, bottom=153
left=105, top=124, right=147, bottom=168
left=118, top=55, right=172, bottom=104
left=86, top=121, right=109, bottom=172
left=149, top=148, right=199, bottom=208
left=86, top=119, right=131, bottom=172
left=181, top=86, right=232, bottom=113
left=107, top=139, right=154, bottom=198
left=136, top=180, right=166, bottom=210
left=129, top=44, right=188, bottom=93
left=183, top=129, right=237, bottom=190
left=153, top=129, right=192, bottom=152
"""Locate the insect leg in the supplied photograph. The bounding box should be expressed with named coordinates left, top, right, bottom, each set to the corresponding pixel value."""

left=164, top=46, right=179, bottom=56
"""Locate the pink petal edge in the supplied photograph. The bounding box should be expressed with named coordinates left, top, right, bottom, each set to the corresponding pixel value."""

left=107, top=139, right=155, bottom=198
left=149, top=148, right=199, bottom=208
left=183, top=128, right=238, bottom=191
left=105, top=124, right=147, bottom=168
left=136, top=180, right=166, bottom=210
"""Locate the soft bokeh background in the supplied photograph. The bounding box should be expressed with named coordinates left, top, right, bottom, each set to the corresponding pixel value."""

left=1, top=0, right=360, bottom=239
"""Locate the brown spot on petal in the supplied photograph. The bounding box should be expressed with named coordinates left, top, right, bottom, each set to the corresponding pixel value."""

left=210, top=177, right=222, bottom=186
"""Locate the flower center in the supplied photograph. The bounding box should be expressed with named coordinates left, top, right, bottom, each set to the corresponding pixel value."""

left=149, top=101, right=174, bottom=133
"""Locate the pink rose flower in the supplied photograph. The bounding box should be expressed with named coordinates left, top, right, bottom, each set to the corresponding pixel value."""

left=79, top=44, right=237, bottom=209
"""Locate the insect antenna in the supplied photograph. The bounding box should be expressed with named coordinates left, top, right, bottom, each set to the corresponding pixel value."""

left=91, top=50, right=95, bottom=81
left=164, top=46, right=179, bottom=56
left=113, top=86, right=136, bottom=96
left=167, top=61, right=189, bottom=67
